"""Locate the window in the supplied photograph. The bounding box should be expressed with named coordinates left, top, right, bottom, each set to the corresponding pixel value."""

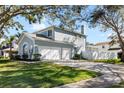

left=39, top=30, right=52, bottom=38
left=23, top=44, right=28, bottom=55
left=35, top=46, right=39, bottom=54
left=41, top=31, right=48, bottom=36
left=102, top=45, right=105, bottom=48
left=48, top=30, right=52, bottom=37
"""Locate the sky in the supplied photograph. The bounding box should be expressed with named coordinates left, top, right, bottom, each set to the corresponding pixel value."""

left=5, top=6, right=112, bottom=44
left=7, top=17, right=111, bottom=44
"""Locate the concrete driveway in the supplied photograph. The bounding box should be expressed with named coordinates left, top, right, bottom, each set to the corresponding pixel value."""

left=53, top=61, right=124, bottom=88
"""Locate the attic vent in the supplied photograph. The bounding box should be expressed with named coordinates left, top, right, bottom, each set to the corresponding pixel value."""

left=81, top=25, right=84, bottom=34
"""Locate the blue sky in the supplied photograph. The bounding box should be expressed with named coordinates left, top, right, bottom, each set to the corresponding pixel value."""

left=7, top=17, right=111, bottom=44
left=6, top=6, right=111, bottom=44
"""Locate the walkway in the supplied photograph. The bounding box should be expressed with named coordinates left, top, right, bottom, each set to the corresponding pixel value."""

left=53, top=61, right=124, bottom=88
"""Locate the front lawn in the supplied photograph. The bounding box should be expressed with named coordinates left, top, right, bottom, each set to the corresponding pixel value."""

left=0, top=61, right=100, bottom=88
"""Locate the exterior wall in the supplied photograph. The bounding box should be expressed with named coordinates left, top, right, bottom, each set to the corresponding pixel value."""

left=54, top=28, right=86, bottom=54
left=82, top=49, right=118, bottom=60
left=35, top=40, right=74, bottom=59
left=94, top=44, right=110, bottom=51
left=3, top=52, right=9, bottom=57
left=18, top=36, right=34, bottom=58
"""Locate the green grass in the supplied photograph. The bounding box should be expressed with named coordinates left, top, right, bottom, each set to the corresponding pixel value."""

left=94, top=59, right=122, bottom=64
left=0, top=61, right=100, bottom=88
left=111, top=81, right=124, bottom=88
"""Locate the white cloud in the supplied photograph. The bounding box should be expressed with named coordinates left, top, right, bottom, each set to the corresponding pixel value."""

left=107, top=33, right=112, bottom=37
left=31, top=23, right=46, bottom=31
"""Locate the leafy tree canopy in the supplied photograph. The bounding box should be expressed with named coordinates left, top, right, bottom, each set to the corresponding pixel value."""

left=0, top=5, right=86, bottom=38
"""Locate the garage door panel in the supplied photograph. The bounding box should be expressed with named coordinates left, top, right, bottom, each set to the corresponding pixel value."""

left=40, top=47, right=60, bottom=60
left=62, top=48, right=70, bottom=60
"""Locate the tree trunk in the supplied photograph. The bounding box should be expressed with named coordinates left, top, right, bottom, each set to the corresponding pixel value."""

left=9, top=44, right=12, bottom=59
left=121, top=51, right=124, bottom=62
left=115, top=29, right=124, bottom=62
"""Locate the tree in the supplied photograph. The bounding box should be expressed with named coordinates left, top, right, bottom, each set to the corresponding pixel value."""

left=46, top=6, right=86, bottom=31
left=87, top=5, right=124, bottom=61
left=0, top=5, right=56, bottom=37
left=0, top=5, right=87, bottom=38
left=4, top=36, right=15, bottom=59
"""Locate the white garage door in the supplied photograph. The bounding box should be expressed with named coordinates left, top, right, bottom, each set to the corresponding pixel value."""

left=40, top=47, right=60, bottom=60
left=62, top=48, right=70, bottom=60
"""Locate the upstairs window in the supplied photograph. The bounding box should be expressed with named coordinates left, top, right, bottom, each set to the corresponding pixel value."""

left=23, top=44, right=28, bottom=55
left=39, top=30, right=52, bottom=38
left=102, top=45, right=105, bottom=48
left=48, top=30, right=52, bottom=37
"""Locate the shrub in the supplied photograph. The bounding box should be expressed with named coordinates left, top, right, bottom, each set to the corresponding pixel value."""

left=0, top=56, right=10, bottom=63
left=94, top=58, right=121, bottom=64
left=33, top=54, right=41, bottom=61
left=14, top=55, right=21, bottom=60
left=73, top=54, right=81, bottom=60
left=22, top=54, right=28, bottom=60
left=0, top=56, right=4, bottom=59
left=0, top=56, right=10, bottom=60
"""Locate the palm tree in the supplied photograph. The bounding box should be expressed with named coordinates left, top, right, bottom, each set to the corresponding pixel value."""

left=0, top=40, right=6, bottom=56
left=15, top=32, right=21, bottom=38
left=5, top=36, right=15, bottom=59
left=15, top=31, right=27, bottom=38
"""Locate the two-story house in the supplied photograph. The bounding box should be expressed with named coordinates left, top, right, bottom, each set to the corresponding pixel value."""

left=17, top=26, right=86, bottom=60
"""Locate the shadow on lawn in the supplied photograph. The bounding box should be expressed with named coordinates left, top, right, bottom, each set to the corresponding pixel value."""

left=0, top=62, right=99, bottom=88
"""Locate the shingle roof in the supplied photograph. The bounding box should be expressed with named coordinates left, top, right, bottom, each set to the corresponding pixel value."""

left=25, top=32, right=74, bottom=45
left=95, top=42, right=110, bottom=46
left=33, top=26, right=86, bottom=37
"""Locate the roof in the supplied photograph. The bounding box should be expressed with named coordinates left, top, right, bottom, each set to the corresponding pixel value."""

left=33, top=26, right=86, bottom=37
left=22, top=32, right=74, bottom=46
left=95, top=42, right=110, bottom=46
left=25, top=32, right=51, bottom=41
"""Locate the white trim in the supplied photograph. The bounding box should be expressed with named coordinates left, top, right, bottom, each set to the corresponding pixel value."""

left=18, top=33, right=25, bottom=45
left=18, top=33, right=35, bottom=46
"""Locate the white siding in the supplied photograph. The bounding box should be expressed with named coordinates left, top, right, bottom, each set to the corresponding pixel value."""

left=62, top=48, right=71, bottom=60
left=54, top=29, right=86, bottom=54
left=18, top=36, right=34, bottom=58
left=94, top=44, right=110, bottom=51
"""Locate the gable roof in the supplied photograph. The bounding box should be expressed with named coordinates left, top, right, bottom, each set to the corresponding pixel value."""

left=33, top=26, right=86, bottom=37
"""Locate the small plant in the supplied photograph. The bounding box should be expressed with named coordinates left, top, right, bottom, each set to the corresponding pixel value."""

left=94, top=58, right=121, bottom=64
left=14, top=55, right=21, bottom=60
left=33, top=54, right=41, bottom=61
left=22, top=54, right=28, bottom=60
left=73, top=54, right=81, bottom=60
left=0, top=56, right=4, bottom=59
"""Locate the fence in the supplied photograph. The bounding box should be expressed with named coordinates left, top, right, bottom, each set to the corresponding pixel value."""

left=82, top=50, right=118, bottom=60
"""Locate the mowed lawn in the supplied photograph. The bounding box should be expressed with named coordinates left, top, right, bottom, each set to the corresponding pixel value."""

left=0, top=61, right=100, bottom=88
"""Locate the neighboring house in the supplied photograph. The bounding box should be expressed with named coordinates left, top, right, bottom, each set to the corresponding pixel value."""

left=82, top=41, right=121, bottom=60
left=2, top=41, right=18, bottom=57
left=94, top=42, right=110, bottom=51
left=17, top=26, right=86, bottom=60
left=86, top=42, right=98, bottom=51
left=95, top=41, right=121, bottom=52
left=0, top=37, right=18, bottom=57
